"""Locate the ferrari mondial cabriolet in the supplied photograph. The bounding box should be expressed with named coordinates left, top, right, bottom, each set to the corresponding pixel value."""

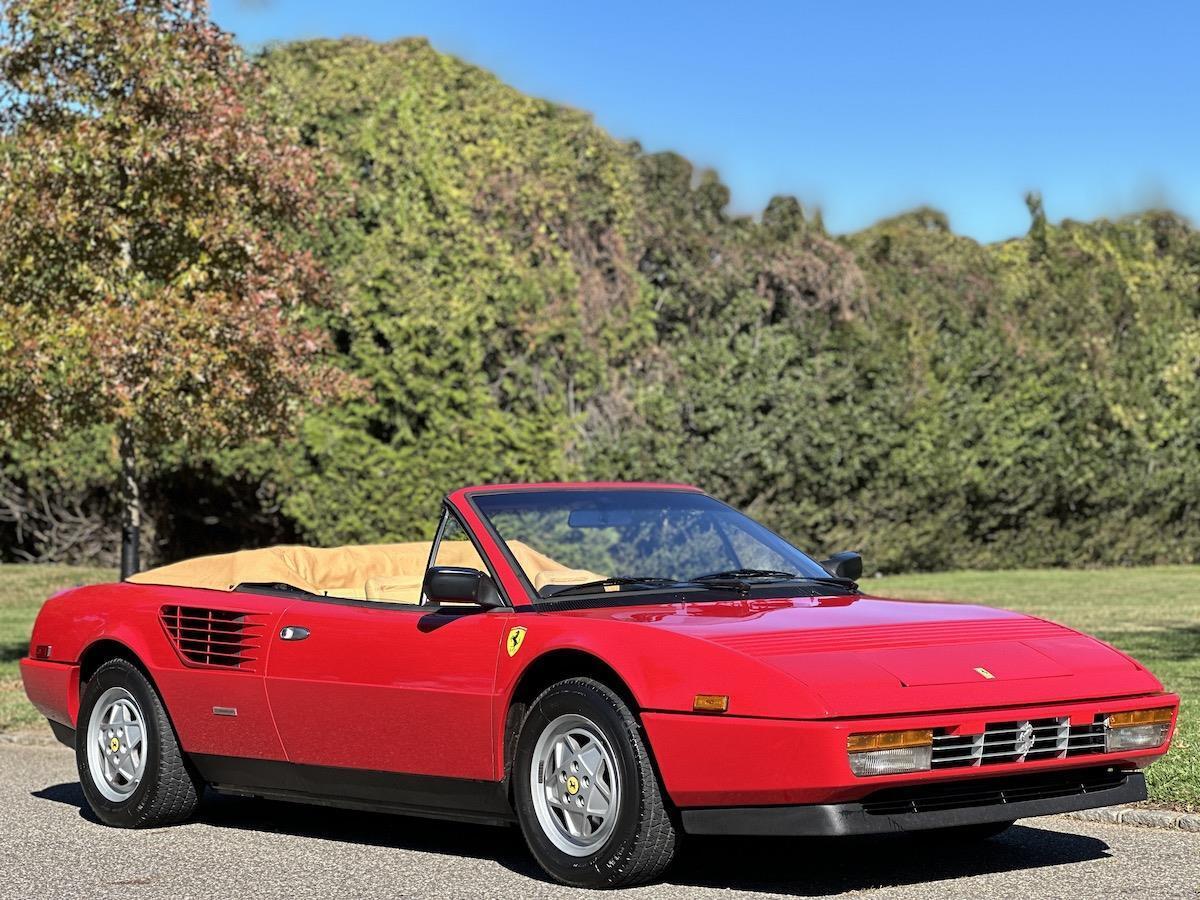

left=21, top=483, right=1178, bottom=887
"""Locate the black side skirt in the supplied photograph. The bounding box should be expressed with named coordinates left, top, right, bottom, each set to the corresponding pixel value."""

left=682, top=769, right=1145, bottom=837
left=190, top=754, right=515, bottom=827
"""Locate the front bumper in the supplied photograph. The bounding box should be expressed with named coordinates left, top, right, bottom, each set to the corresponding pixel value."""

left=682, top=767, right=1144, bottom=836
left=642, top=693, right=1177, bottom=807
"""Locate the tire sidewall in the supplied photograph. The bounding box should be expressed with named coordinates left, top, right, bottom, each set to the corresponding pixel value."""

left=76, top=660, right=162, bottom=827
left=513, top=679, right=648, bottom=886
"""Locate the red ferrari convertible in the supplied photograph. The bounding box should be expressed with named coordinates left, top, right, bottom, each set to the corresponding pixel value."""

left=21, top=483, right=1179, bottom=887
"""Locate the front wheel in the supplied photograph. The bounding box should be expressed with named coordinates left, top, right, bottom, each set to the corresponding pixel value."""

left=512, top=678, right=678, bottom=887
left=76, top=657, right=202, bottom=828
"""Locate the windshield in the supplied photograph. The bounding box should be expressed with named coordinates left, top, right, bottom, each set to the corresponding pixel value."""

left=471, top=489, right=831, bottom=598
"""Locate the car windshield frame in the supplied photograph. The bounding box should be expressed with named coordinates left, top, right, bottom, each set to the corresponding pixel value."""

left=465, top=487, right=833, bottom=604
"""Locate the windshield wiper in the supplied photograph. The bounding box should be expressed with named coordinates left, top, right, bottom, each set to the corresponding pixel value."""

left=801, top=575, right=859, bottom=589
left=691, top=568, right=801, bottom=581
left=543, top=569, right=851, bottom=602
left=545, top=576, right=680, bottom=598
left=686, top=577, right=752, bottom=597
left=691, top=569, right=859, bottom=593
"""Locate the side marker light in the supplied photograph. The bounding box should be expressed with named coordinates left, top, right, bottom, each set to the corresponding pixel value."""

left=693, top=694, right=729, bottom=713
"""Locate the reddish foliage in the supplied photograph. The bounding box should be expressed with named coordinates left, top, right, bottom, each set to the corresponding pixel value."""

left=0, top=0, right=359, bottom=450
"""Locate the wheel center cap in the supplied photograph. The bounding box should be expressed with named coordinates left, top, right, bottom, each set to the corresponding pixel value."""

left=109, top=737, right=120, bottom=753
left=566, top=775, right=580, bottom=795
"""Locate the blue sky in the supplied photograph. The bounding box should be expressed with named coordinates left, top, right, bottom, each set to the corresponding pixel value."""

left=211, top=0, right=1199, bottom=243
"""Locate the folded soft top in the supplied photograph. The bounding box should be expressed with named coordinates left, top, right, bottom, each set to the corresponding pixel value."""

left=127, top=540, right=603, bottom=603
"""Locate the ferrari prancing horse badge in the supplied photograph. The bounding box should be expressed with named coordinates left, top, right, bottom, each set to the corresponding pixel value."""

left=506, top=626, right=527, bottom=657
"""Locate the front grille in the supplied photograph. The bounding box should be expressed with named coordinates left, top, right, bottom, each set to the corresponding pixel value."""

left=932, top=717, right=1105, bottom=768
left=160, top=606, right=264, bottom=671
left=862, top=767, right=1127, bottom=816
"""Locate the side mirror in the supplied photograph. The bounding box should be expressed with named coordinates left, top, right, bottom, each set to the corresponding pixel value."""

left=819, top=551, right=863, bottom=581
left=422, top=566, right=505, bottom=609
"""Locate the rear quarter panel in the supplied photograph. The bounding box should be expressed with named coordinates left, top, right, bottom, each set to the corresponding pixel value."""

left=24, top=583, right=288, bottom=761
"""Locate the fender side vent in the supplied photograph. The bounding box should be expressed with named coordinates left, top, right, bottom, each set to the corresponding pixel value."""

left=160, top=606, right=264, bottom=671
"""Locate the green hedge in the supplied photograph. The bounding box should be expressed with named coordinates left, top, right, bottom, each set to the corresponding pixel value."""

left=3, top=38, right=1198, bottom=571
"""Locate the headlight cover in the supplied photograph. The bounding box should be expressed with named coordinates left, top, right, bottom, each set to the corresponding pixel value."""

left=1104, top=707, right=1173, bottom=753
left=848, top=729, right=933, bottom=777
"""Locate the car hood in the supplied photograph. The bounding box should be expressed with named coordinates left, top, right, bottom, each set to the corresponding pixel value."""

left=557, top=593, right=1162, bottom=717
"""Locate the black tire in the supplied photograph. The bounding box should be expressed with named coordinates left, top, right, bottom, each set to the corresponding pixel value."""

left=512, top=677, right=678, bottom=888
left=76, top=657, right=202, bottom=828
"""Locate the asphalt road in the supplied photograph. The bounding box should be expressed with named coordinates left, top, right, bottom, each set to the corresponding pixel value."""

left=2, top=738, right=1197, bottom=900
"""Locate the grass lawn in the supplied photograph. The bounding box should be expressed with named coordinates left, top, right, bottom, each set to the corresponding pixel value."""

left=876, top=566, right=1199, bottom=812
left=0, top=565, right=113, bottom=732
left=0, top=563, right=1195, bottom=810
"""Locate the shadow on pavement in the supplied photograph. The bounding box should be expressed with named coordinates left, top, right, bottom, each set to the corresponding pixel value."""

left=665, top=827, right=1111, bottom=896
left=33, top=782, right=1112, bottom=895
left=34, top=784, right=544, bottom=878
left=32, top=781, right=99, bottom=823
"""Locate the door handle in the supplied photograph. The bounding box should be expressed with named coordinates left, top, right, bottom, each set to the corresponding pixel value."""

left=279, top=626, right=310, bottom=641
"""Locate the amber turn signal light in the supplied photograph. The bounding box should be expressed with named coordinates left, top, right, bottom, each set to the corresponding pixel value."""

left=847, top=728, right=933, bottom=753
left=693, top=694, right=729, bottom=713
left=1106, top=708, right=1173, bottom=728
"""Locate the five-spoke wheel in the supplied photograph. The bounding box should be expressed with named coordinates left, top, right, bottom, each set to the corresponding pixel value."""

left=85, top=686, right=147, bottom=801
left=76, top=657, right=202, bottom=828
left=513, top=677, right=677, bottom=888
left=530, top=713, right=620, bottom=855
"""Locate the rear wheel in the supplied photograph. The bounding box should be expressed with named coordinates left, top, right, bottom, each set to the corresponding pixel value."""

left=513, top=678, right=678, bottom=887
left=76, top=658, right=202, bottom=828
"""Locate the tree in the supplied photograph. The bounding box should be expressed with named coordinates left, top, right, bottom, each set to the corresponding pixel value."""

left=246, top=38, right=653, bottom=544
left=0, top=0, right=355, bottom=576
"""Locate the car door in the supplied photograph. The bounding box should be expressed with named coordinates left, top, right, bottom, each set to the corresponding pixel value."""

left=263, top=514, right=513, bottom=781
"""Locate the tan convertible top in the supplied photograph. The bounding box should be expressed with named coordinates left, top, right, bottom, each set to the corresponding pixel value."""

left=127, top=540, right=604, bottom=604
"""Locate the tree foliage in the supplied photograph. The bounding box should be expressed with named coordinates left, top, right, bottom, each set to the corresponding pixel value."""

left=2, top=32, right=1198, bottom=571
left=247, top=39, right=654, bottom=544
left=0, top=0, right=355, bottom=564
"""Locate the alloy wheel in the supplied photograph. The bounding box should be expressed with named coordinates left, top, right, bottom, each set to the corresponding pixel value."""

left=529, top=713, right=621, bottom=856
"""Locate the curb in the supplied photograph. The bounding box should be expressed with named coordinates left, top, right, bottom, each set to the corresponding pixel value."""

left=1065, top=805, right=1200, bottom=832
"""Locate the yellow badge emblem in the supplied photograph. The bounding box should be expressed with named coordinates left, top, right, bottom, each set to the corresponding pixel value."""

left=566, top=775, right=580, bottom=795
left=974, top=666, right=996, bottom=680
left=109, top=737, right=120, bottom=753
left=506, top=626, right=527, bottom=657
